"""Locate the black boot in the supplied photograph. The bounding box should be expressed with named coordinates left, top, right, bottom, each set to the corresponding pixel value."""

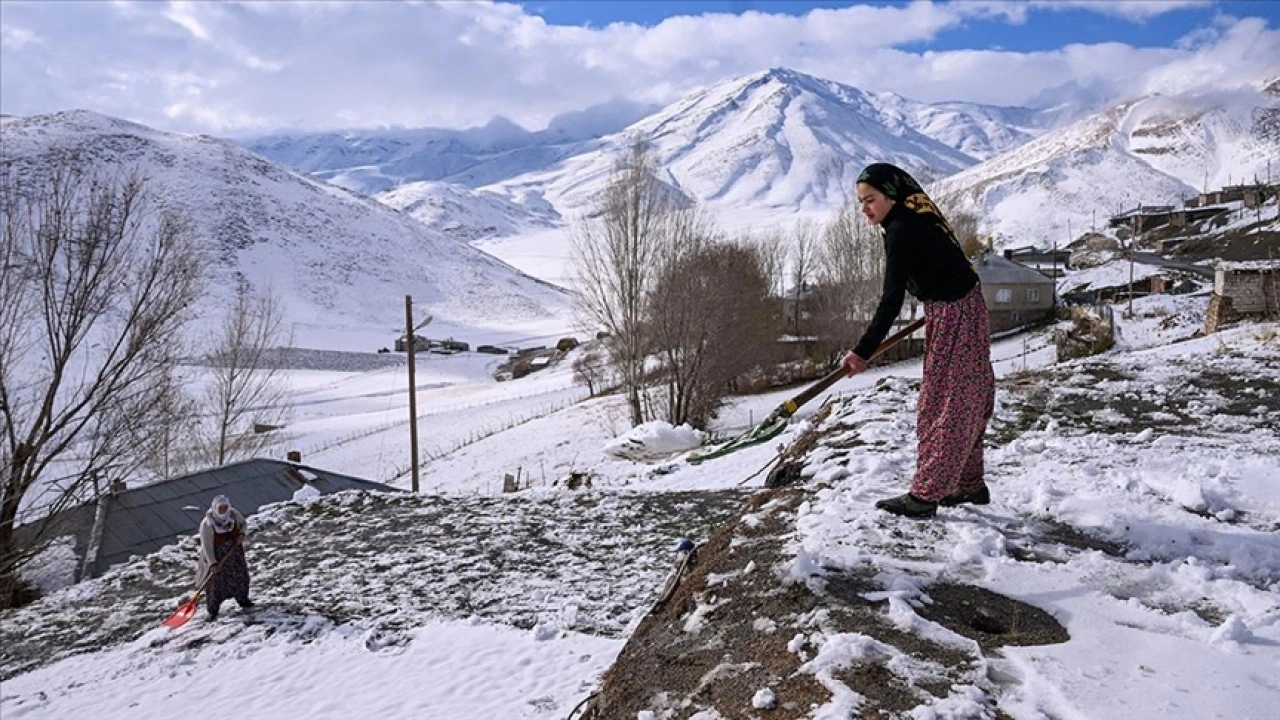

left=939, top=484, right=991, bottom=507
left=875, top=493, right=938, bottom=518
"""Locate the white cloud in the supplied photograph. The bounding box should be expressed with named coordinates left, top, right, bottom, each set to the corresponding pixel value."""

left=1033, top=0, right=1213, bottom=22
left=0, top=1, right=1273, bottom=135
left=0, top=25, right=40, bottom=49
left=1146, top=16, right=1280, bottom=95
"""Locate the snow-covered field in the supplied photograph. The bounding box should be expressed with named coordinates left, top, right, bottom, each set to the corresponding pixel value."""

left=4, top=282, right=1279, bottom=718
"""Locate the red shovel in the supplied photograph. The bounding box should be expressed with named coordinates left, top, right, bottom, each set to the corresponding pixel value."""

left=162, top=561, right=220, bottom=629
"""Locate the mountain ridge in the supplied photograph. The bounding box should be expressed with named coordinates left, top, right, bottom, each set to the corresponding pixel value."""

left=244, top=67, right=1064, bottom=212
left=0, top=109, right=571, bottom=349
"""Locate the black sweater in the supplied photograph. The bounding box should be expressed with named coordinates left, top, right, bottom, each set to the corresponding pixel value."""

left=852, top=203, right=978, bottom=359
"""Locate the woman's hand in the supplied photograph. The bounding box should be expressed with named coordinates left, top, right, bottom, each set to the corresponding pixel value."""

left=841, top=351, right=868, bottom=377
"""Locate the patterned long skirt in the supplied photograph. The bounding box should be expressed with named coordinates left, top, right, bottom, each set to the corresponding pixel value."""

left=911, top=284, right=995, bottom=502
left=206, top=533, right=251, bottom=614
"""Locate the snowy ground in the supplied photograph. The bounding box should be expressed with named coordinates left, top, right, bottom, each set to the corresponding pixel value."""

left=786, top=322, right=1280, bottom=719
left=2, top=490, right=745, bottom=717
left=3, top=296, right=1278, bottom=719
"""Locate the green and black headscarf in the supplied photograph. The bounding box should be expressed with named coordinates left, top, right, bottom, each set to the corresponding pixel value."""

left=857, top=163, right=925, bottom=202
left=857, top=162, right=960, bottom=246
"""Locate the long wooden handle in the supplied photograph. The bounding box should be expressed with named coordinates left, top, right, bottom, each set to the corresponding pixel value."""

left=773, top=317, right=926, bottom=420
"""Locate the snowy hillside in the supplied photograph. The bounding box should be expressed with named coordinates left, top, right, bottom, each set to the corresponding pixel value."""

left=0, top=110, right=572, bottom=350
left=242, top=113, right=631, bottom=197
left=932, top=82, right=1280, bottom=251
left=3, top=304, right=1278, bottom=719
left=375, top=181, right=561, bottom=242
left=483, top=68, right=1056, bottom=214
left=244, top=67, right=1060, bottom=220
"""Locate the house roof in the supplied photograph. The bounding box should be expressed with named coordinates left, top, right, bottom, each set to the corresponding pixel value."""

left=1215, top=259, right=1280, bottom=272
left=973, top=252, right=1055, bottom=287
left=85, top=459, right=397, bottom=577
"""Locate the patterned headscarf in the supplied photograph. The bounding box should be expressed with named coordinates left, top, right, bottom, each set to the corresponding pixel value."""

left=209, top=494, right=235, bottom=533
left=856, top=163, right=960, bottom=247
left=857, top=163, right=925, bottom=202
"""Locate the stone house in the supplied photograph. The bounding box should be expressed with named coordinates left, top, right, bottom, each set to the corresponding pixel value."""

left=973, top=251, right=1057, bottom=333
left=1205, top=260, right=1280, bottom=333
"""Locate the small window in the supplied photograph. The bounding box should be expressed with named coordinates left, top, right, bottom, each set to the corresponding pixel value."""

left=1027, top=288, right=1041, bottom=302
left=996, top=288, right=1012, bottom=304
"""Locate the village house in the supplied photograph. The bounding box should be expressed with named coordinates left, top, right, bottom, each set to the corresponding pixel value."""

left=1204, top=260, right=1280, bottom=333
left=973, top=250, right=1057, bottom=333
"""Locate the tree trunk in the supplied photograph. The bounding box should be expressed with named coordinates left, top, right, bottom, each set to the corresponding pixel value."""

left=0, top=447, right=32, bottom=607
left=627, top=385, right=644, bottom=427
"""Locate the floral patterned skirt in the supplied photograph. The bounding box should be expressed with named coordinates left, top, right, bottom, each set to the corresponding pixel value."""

left=912, top=284, right=996, bottom=501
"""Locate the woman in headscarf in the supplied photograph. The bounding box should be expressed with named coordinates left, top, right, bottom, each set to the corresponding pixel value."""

left=196, top=494, right=253, bottom=620
left=841, top=163, right=995, bottom=518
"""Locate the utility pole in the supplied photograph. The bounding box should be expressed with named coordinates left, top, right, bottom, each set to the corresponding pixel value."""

left=1127, top=212, right=1139, bottom=318
left=402, top=297, right=433, bottom=493
left=1053, top=224, right=1061, bottom=307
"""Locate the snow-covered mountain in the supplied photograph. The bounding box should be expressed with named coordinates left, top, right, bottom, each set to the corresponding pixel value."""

left=241, top=97, right=661, bottom=196
left=0, top=110, right=571, bottom=349
left=482, top=67, right=1057, bottom=214
left=932, top=80, right=1280, bottom=249
left=245, top=67, right=1060, bottom=217
left=238, top=67, right=1274, bottom=254
left=375, top=181, right=562, bottom=242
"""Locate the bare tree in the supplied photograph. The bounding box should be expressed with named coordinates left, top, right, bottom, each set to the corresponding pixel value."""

left=648, top=238, right=776, bottom=427
left=572, top=138, right=675, bottom=426
left=749, top=228, right=788, bottom=300
left=947, top=206, right=985, bottom=258
left=133, top=367, right=200, bottom=483
left=932, top=192, right=985, bottom=258
left=0, top=160, right=202, bottom=606
left=786, top=219, right=820, bottom=336
left=572, top=343, right=610, bottom=396
left=198, top=283, right=292, bottom=467
left=813, top=199, right=886, bottom=362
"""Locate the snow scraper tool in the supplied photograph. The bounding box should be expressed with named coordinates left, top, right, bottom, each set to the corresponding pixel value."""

left=686, top=318, right=926, bottom=465
left=162, top=569, right=217, bottom=628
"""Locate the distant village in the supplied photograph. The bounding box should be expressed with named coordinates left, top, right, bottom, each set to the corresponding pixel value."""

left=389, top=179, right=1278, bottom=386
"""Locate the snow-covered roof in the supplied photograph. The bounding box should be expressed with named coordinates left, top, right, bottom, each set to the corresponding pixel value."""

left=81, top=459, right=395, bottom=578
left=973, top=252, right=1055, bottom=286
left=1215, top=259, right=1280, bottom=272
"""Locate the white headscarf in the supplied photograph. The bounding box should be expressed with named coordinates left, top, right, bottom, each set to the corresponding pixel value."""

left=209, top=494, right=236, bottom=533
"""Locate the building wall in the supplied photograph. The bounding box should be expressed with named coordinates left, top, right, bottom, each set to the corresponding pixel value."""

left=1216, top=271, right=1280, bottom=314
left=981, top=283, right=1056, bottom=333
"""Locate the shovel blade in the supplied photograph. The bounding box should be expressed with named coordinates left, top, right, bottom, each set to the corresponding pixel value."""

left=162, top=598, right=199, bottom=628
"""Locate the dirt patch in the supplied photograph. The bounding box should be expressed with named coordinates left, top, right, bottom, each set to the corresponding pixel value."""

left=912, top=583, right=1070, bottom=652
left=580, top=488, right=1068, bottom=719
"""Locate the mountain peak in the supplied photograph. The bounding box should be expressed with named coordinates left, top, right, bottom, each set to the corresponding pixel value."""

left=4, top=108, right=159, bottom=136
left=734, top=66, right=851, bottom=98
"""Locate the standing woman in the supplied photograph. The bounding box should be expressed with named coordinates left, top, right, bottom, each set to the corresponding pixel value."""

left=197, top=494, right=253, bottom=619
left=841, top=163, right=995, bottom=518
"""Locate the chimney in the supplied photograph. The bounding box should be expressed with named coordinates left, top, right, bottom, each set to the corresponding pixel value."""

left=287, top=450, right=302, bottom=464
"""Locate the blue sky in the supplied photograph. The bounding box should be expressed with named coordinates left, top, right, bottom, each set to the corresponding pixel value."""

left=0, top=1, right=1276, bottom=134
left=522, top=1, right=1279, bottom=50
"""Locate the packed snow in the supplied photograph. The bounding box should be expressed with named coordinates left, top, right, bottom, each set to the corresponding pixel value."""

left=4, top=301, right=1278, bottom=718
